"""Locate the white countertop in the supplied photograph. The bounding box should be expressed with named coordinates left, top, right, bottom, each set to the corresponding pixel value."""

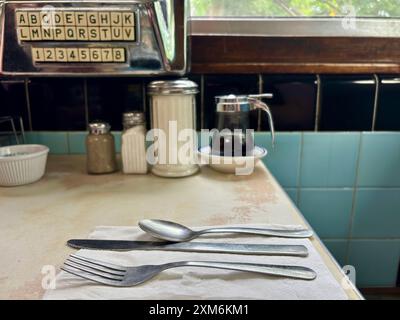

left=0, top=155, right=362, bottom=299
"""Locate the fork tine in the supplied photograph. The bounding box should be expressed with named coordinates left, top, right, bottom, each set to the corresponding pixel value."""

left=70, top=253, right=126, bottom=272
left=68, top=256, right=126, bottom=276
left=64, top=260, right=124, bottom=281
left=61, top=265, right=122, bottom=286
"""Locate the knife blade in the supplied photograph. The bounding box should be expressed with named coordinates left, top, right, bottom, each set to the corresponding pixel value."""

left=67, top=239, right=308, bottom=257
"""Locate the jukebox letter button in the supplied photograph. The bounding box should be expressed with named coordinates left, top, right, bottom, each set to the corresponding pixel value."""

left=99, top=12, right=110, bottom=26
left=99, top=27, right=112, bottom=41
left=88, top=27, right=100, bottom=41
left=18, top=27, right=31, bottom=41
left=110, top=12, right=122, bottom=26
left=16, top=11, right=29, bottom=26
left=28, top=12, right=41, bottom=26
left=65, top=27, right=77, bottom=40
left=29, top=27, right=42, bottom=41
left=41, top=27, right=54, bottom=40
left=75, top=12, right=88, bottom=26
left=76, top=27, right=89, bottom=41
left=53, top=27, right=66, bottom=41
left=111, top=27, right=123, bottom=40
left=122, top=12, right=134, bottom=26
left=53, top=12, right=64, bottom=26
left=63, top=12, right=76, bottom=26
left=87, top=12, right=99, bottom=26
left=122, top=27, right=135, bottom=41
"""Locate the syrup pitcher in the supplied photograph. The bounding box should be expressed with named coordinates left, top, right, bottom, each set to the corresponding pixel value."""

left=211, top=94, right=275, bottom=156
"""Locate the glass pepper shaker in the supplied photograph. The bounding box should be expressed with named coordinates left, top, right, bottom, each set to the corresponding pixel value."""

left=86, top=121, right=118, bottom=174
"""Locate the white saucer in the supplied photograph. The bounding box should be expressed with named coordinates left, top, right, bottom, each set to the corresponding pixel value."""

left=198, top=146, right=267, bottom=174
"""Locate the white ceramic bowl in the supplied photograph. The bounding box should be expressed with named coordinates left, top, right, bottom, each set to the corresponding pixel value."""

left=198, top=145, right=267, bottom=174
left=0, top=144, right=49, bottom=187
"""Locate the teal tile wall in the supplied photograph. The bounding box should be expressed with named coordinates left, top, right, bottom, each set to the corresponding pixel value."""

left=68, top=132, right=86, bottom=154
left=348, top=240, right=400, bottom=287
left=25, top=132, right=69, bottom=154
left=323, top=240, right=348, bottom=267
left=3, top=130, right=400, bottom=288
left=300, top=133, right=360, bottom=187
left=352, top=189, right=400, bottom=238
left=298, top=189, right=353, bottom=238
left=284, top=188, right=298, bottom=204
left=357, top=133, right=400, bottom=187
left=255, top=132, right=301, bottom=188
left=266, top=131, right=399, bottom=288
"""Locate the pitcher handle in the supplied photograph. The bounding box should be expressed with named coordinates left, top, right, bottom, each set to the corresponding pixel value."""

left=248, top=97, right=275, bottom=148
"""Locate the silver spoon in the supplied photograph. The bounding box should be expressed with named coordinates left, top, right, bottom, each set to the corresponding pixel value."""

left=139, top=219, right=313, bottom=242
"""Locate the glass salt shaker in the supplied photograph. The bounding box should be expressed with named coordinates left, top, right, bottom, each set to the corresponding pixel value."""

left=121, top=112, right=148, bottom=174
left=86, top=121, right=118, bottom=174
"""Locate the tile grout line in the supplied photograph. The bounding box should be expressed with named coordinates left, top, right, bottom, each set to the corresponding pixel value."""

left=142, top=80, right=147, bottom=114
left=314, top=74, right=322, bottom=131
left=345, top=132, right=363, bottom=265
left=66, top=131, right=71, bottom=154
left=200, top=74, right=205, bottom=129
left=296, top=132, right=304, bottom=205
left=24, top=78, right=33, bottom=131
left=83, top=78, right=89, bottom=127
left=257, top=74, right=263, bottom=131
left=371, top=74, right=380, bottom=131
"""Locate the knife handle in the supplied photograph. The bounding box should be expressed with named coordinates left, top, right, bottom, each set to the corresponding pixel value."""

left=160, top=242, right=309, bottom=257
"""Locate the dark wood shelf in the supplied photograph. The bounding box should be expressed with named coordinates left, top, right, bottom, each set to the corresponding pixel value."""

left=191, top=36, right=400, bottom=74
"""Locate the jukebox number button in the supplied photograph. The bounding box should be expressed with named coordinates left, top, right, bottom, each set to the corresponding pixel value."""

left=55, top=48, right=68, bottom=62
left=43, top=48, right=56, bottom=61
left=31, top=48, right=45, bottom=62
left=66, top=48, right=79, bottom=62
left=32, top=47, right=126, bottom=63
left=78, top=48, right=91, bottom=62
left=113, top=48, right=125, bottom=62
left=101, top=48, right=113, bottom=62
left=90, top=48, right=102, bottom=62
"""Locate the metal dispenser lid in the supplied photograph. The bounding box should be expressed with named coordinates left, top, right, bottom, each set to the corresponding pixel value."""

left=88, top=121, right=111, bottom=135
left=215, top=93, right=273, bottom=112
left=147, top=79, right=198, bottom=95
left=123, top=112, right=145, bottom=127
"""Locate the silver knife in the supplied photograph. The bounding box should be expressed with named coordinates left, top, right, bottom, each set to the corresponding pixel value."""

left=67, top=239, right=308, bottom=257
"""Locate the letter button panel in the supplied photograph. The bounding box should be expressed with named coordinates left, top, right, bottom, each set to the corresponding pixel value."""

left=15, top=7, right=135, bottom=65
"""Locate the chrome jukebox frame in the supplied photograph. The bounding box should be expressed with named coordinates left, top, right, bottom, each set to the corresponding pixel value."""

left=0, top=0, right=188, bottom=76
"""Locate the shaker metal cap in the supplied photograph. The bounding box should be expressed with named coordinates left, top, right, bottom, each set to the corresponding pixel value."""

left=123, top=112, right=145, bottom=125
left=88, top=121, right=111, bottom=135
left=147, top=79, right=198, bottom=95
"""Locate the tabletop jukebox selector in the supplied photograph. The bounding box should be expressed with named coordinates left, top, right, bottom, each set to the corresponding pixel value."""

left=0, top=0, right=188, bottom=76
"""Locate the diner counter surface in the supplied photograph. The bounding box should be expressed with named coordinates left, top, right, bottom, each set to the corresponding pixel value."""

left=0, top=155, right=362, bottom=299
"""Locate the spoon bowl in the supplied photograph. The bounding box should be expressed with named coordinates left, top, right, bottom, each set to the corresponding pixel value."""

left=139, top=219, right=313, bottom=242
left=139, top=219, right=197, bottom=242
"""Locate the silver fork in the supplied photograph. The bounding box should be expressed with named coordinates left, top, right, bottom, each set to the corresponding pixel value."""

left=61, top=254, right=317, bottom=286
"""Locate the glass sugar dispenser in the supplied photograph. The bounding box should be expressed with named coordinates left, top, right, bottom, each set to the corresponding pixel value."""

left=121, top=112, right=148, bottom=174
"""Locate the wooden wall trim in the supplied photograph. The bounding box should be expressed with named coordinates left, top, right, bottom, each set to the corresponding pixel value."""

left=190, top=36, right=400, bottom=74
